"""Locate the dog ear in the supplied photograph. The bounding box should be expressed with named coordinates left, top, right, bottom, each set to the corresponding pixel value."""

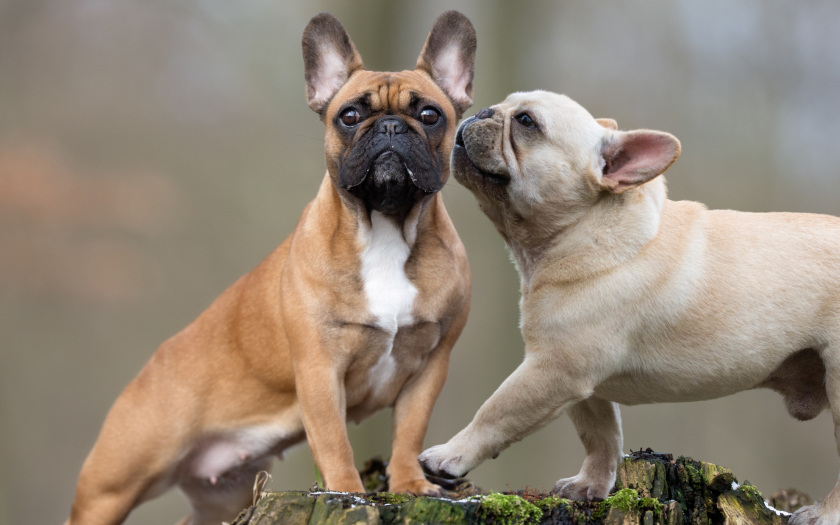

left=596, top=118, right=618, bottom=130
left=600, top=130, right=681, bottom=193
left=415, top=11, right=476, bottom=116
left=302, top=13, right=364, bottom=114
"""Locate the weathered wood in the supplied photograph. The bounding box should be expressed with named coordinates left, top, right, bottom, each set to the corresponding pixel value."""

left=231, top=450, right=797, bottom=525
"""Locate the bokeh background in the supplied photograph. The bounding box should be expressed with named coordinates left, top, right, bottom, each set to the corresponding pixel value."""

left=2, top=1, right=840, bottom=523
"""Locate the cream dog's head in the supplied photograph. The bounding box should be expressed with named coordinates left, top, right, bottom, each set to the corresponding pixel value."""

left=452, top=91, right=681, bottom=247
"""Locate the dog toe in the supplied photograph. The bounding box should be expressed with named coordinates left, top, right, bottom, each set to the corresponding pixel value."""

left=390, top=479, right=444, bottom=497
left=418, top=446, right=465, bottom=479
left=552, top=475, right=610, bottom=502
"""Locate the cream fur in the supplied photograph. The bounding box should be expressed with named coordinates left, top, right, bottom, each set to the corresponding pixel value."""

left=420, top=90, right=840, bottom=525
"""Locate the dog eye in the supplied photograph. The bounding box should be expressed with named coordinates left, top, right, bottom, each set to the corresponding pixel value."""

left=340, top=108, right=361, bottom=127
left=515, top=113, right=536, bottom=128
left=419, top=107, right=440, bottom=126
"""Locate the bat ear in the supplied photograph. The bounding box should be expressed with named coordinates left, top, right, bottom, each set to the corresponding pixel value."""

left=302, top=12, right=364, bottom=114
left=596, top=118, right=618, bottom=130
left=415, top=11, right=476, bottom=117
left=599, top=130, right=681, bottom=193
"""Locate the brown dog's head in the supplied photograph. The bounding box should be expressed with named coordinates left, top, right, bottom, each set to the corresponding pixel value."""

left=452, top=90, right=681, bottom=245
left=302, top=12, right=476, bottom=219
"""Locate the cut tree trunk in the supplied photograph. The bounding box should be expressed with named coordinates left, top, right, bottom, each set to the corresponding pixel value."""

left=230, top=449, right=799, bottom=525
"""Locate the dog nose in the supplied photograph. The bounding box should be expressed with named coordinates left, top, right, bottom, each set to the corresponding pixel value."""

left=375, top=116, right=408, bottom=136
left=475, top=107, right=494, bottom=120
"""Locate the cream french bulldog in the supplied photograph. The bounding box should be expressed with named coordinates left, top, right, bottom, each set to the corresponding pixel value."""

left=419, top=90, right=840, bottom=525
left=67, top=11, right=475, bottom=525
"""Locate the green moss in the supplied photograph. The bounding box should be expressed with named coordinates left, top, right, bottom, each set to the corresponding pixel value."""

left=590, top=488, right=663, bottom=520
left=740, top=483, right=762, bottom=500
left=594, top=488, right=639, bottom=518
left=533, top=495, right=568, bottom=510
left=607, top=488, right=639, bottom=513
left=700, top=462, right=733, bottom=485
left=682, top=461, right=703, bottom=485
left=639, top=497, right=664, bottom=513
left=397, top=498, right=468, bottom=524
left=368, top=492, right=414, bottom=505
left=479, top=493, right=542, bottom=525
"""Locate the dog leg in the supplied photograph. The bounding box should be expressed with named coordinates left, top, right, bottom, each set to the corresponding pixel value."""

left=177, top=456, right=272, bottom=525
left=388, top=348, right=448, bottom=496
left=419, top=353, right=590, bottom=479
left=553, top=397, right=622, bottom=501
left=67, top=476, right=152, bottom=525
left=790, top=347, right=840, bottom=525
left=294, top=355, right=365, bottom=493
left=67, top=388, right=183, bottom=525
left=389, top=311, right=468, bottom=495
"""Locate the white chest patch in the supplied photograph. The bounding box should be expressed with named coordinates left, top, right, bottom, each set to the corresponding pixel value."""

left=359, top=211, right=418, bottom=337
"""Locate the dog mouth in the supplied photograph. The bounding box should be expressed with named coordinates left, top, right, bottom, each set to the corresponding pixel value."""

left=348, top=151, right=424, bottom=216
left=452, top=146, right=510, bottom=188
left=455, top=125, right=466, bottom=148
left=338, top=117, right=445, bottom=217
left=453, top=123, right=510, bottom=187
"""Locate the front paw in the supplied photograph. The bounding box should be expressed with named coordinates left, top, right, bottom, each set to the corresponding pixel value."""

left=790, top=503, right=840, bottom=525
left=552, top=473, right=613, bottom=501
left=389, top=478, right=444, bottom=497
left=418, top=444, right=473, bottom=480
left=325, top=473, right=366, bottom=493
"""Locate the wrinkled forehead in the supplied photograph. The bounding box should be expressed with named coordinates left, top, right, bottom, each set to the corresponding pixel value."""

left=497, top=91, right=603, bottom=147
left=326, top=70, right=451, bottom=117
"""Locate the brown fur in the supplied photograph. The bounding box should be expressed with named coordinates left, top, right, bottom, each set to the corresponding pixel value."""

left=67, top=11, right=474, bottom=525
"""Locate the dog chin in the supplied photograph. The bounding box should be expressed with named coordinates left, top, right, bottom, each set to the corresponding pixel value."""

left=350, top=151, right=427, bottom=216
left=452, top=145, right=509, bottom=199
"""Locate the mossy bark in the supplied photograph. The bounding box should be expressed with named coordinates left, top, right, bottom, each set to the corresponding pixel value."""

left=230, top=450, right=791, bottom=525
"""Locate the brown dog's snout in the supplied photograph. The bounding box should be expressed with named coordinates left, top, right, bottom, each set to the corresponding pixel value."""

left=375, top=116, right=408, bottom=137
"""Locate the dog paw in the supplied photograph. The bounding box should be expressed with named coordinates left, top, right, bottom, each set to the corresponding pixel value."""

left=552, top=474, right=612, bottom=501
left=418, top=444, right=472, bottom=480
left=389, top=478, right=444, bottom=497
left=789, top=503, right=840, bottom=525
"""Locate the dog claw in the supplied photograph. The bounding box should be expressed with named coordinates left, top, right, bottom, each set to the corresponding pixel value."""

left=553, top=474, right=612, bottom=501
left=209, top=476, right=218, bottom=486
left=424, top=474, right=468, bottom=491
left=418, top=446, right=469, bottom=480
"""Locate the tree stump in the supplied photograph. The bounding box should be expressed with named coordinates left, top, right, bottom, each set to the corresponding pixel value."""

left=230, top=450, right=796, bottom=525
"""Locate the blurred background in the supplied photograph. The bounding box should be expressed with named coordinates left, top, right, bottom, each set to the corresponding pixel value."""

left=2, top=0, right=840, bottom=523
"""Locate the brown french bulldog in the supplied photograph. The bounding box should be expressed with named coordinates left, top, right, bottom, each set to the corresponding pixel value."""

left=67, top=11, right=474, bottom=525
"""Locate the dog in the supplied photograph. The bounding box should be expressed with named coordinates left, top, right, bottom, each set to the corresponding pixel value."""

left=418, top=90, right=840, bottom=525
left=67, top=11, right=475, bottom=525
